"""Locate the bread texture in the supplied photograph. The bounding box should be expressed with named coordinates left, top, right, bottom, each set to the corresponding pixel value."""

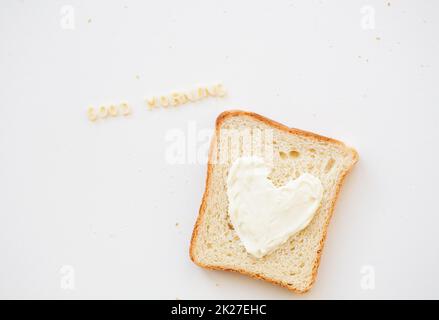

left=190, top=110, right=358, bottom=293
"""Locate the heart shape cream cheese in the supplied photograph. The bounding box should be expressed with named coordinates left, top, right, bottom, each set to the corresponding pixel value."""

left=227, top=156, right=323, bottom=258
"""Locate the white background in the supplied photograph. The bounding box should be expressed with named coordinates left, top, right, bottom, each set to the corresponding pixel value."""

left=1, top=0, right=438, bottom=299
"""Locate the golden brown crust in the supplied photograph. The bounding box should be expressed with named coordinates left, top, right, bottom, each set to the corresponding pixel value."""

left=189, top=110, right=358, bottom=294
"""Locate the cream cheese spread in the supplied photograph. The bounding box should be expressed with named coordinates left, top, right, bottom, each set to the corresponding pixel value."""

left=227, top=156, right=323, bottom=258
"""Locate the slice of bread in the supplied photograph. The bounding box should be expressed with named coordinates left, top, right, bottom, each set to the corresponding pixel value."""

left=190, top=110, right=358, bottom=293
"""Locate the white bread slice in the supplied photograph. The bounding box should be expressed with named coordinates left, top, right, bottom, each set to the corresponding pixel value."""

left=190, top=110, right=358, bottom=293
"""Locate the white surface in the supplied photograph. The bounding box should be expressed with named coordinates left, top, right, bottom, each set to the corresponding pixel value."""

left=1, top=0, right=438, bottom=299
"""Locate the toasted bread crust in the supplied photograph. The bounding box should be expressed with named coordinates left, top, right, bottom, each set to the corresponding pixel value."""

left=189, top=110, right=358, bottom=293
